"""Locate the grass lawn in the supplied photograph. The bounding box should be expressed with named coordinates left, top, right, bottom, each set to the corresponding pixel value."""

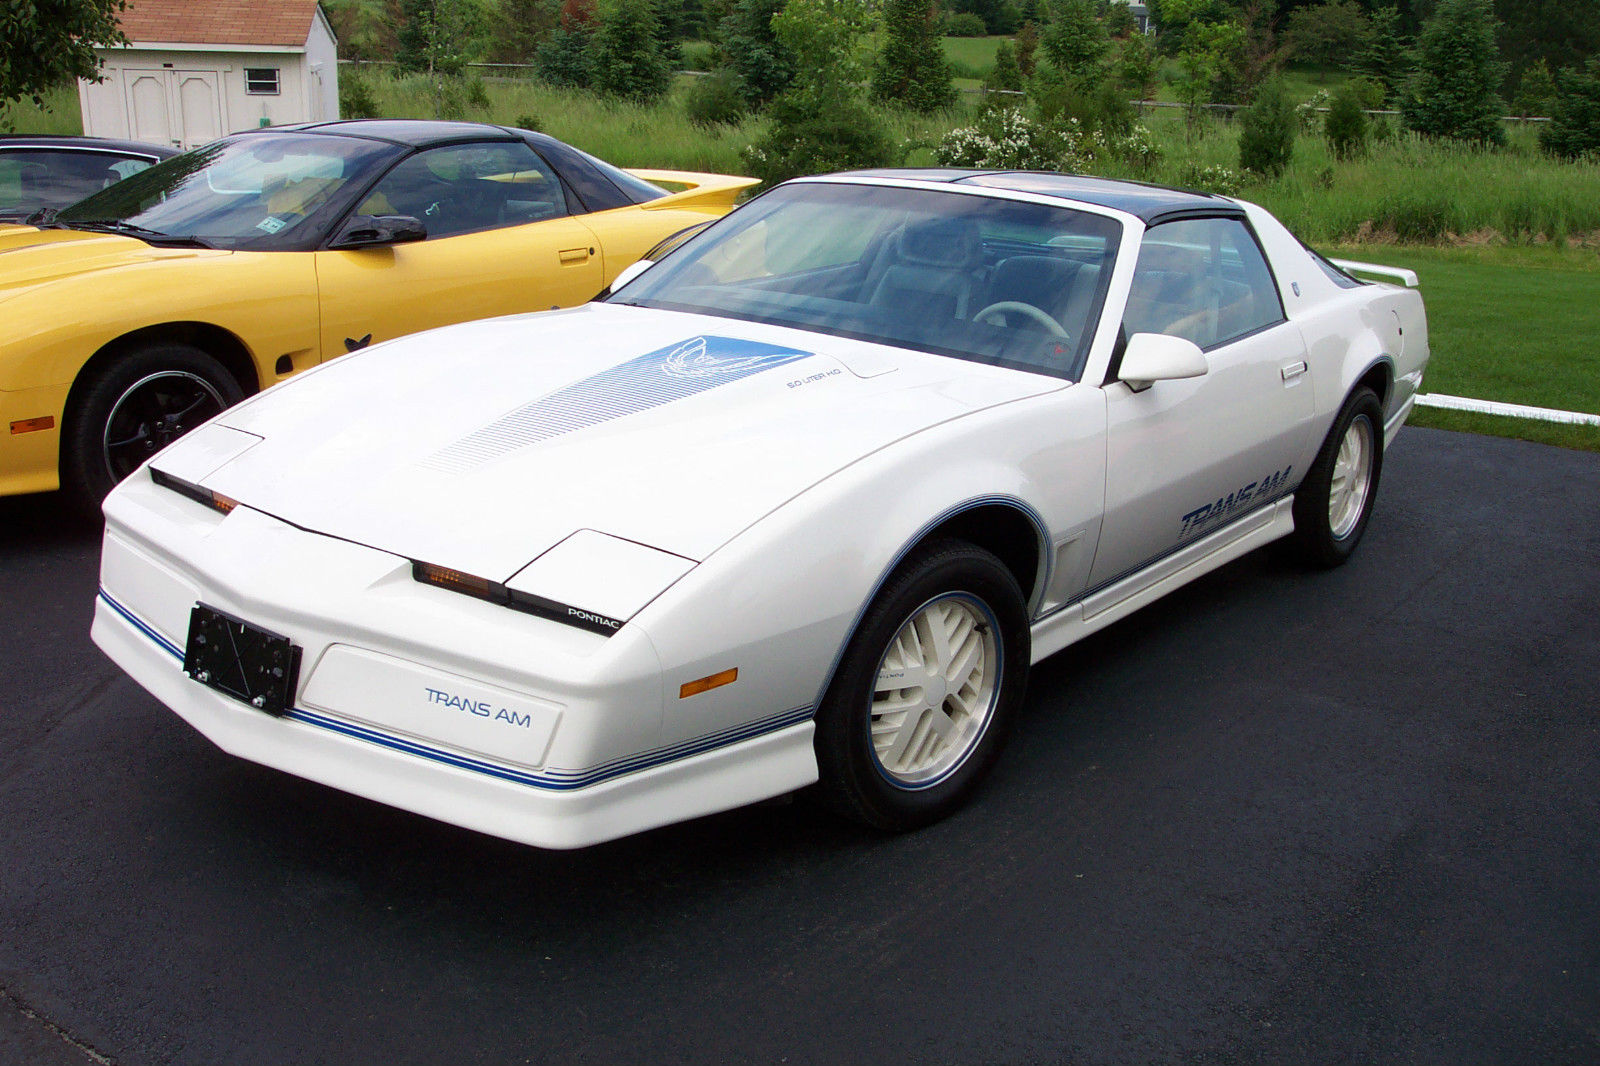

left=1328, top=245, right=1600, bottom=452
left=941, top=36, right=1002, bottom=80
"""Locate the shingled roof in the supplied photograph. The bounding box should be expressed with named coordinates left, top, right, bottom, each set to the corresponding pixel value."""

left=115, top=0, right=322, bottom=48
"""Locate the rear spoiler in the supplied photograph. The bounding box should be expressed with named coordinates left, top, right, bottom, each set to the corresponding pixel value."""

left=626, top=169, right=760, bottom=212
left=1330, top=258, right=1419, bottom=288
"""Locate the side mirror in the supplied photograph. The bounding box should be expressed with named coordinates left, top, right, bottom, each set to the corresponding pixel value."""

left=608, top=259, right=654, bottom=294
left=328, top=214, right=427, bottom=250
left=1120, top=332, right=1208, bottom=392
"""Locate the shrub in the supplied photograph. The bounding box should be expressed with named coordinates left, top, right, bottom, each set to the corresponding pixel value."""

left=1540, top=59, right=1600, bottom=160
left=535, top=25, right=596, bottom=88
left=1040, top=0, right=1108, bottom=79
left=1401, top=0, right=1507, bottom=146
left=514, top=112, right=542, bottom=131
left=1294, top=88, right=1330, bottom=133
left=947, top=12, right=988, bottom=36
left=1239, top=78, right=1295, bottom=177
left=744, top=98, right=894, bottom=182
left=339, top=69, right=381, bottom=119
left=465, top=76, right=491, bottom=111
left=1325, top=80, right=1369, bottom=159
left=934, top=106, right=1078, bottom=169
left=685, top=70, right=748, bottom=127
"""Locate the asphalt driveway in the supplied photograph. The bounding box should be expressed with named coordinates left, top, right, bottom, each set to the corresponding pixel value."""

left=1, top=426, right=1595, bottom=1065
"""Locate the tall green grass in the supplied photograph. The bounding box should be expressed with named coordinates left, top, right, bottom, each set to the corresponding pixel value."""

left=12, top=71, right=1600, bottom=246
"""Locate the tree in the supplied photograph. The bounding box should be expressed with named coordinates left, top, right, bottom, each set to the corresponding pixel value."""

left=1285, top=0, right=1373, bottom=70
left=1540, top=58, right=1600, bottom=159
left=1116, top=31, right=1158, bottom=99
left=1015, top=20, right=1041, bottom=77
left=591, top=0, right=673, bottom=101
left=1511, top=58, right=1555, bottom=118
left=1238, top=76, right=1295, bottom=174
left=719, top=0, right=795, bottom=108
left=490, top=0, right=562, bottom=62
left=986, top=39, right=1025, bottom=92
left=1040, top=0, right=1109, bottom=77
left=535, top=0, right=598, bottom=87
left=1, top=0, right=127, bottom=126
left=1402, top=0, right=1507, bottom=145
left=396, top=0, right=478, bottom=76
left=1359, top=3, right=1410, bottom=104
left=745, top=0, right=892, bottom=184
left=873, top=0, right=957, bottom=111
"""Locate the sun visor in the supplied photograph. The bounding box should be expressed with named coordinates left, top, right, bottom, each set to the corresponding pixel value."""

left=505, top=530, right=697, bottom=625
left=147, top=424, right=263, bottom=484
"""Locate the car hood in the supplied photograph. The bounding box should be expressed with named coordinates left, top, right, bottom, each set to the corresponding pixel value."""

left=183, top=303, right=1065, bottom=579
left=0, top=225, right=224, bottom=303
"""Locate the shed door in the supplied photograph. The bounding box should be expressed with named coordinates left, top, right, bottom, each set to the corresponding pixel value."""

left=122, top=68, right=225, bottom=150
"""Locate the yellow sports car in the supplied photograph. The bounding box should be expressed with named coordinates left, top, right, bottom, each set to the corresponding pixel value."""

left=0, top=119, right=756, bottom=509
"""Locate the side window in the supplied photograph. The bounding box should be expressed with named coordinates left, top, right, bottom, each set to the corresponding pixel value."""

left=358, top=141, right=569, bottom=240
left=1123, top=217, right=1285, bottom=349
left=0, top=150, right=153, bottom=213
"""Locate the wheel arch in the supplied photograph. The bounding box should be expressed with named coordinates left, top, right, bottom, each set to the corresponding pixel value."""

left=812, top=495, right=1048, bottom=711
left=62, top=322, right=260, bottom=439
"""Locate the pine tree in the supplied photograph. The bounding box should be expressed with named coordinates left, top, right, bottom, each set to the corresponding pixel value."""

left=1401, top=0, right=1508, bottom=145
left=986, top=39, right=1024, bottom=92
left=591, top=0, right=673, bottom=101
left=872, top=0, right=957, bottom=113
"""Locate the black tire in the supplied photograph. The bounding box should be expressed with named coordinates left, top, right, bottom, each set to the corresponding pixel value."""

left=62, top=343, right=244, bottom=515
left=814, top=539, right=1030, bottom=831
left=1290, top=386, right=1384, bottom=568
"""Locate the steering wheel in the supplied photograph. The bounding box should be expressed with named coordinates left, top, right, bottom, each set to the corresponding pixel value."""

left=973, top=301, right=1069, bottom=339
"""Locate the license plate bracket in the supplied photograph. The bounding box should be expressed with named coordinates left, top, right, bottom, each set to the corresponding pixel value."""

left=182, top=604, right=302, bottom=717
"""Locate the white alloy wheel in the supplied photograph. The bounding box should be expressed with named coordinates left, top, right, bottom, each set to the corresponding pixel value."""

left=870, top=592, right=1000, bottom=787
left=1328, top=415, right=1375, bottom=540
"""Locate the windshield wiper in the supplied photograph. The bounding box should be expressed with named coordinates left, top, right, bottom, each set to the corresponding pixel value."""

left=61, top=219, right=216, bottom=248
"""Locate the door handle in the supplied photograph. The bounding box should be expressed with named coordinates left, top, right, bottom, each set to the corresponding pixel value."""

left=559, top=246, right=590, bottom=264
left=1281, top=361, right=1308, bottom=381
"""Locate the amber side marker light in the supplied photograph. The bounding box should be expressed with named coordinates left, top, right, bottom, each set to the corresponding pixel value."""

left=149, top=468, right=238, bottom=514
left=680, top=667, right=738, bottom=700
left=10, top=416, right=55, bottom=435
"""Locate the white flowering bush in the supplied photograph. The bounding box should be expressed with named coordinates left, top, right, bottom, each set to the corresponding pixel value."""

left=1295, top=89, right=1331, bottom=133
left=934, top=108, right=1086, bottom=170
left=1176, top=162, right=1243, bottom=196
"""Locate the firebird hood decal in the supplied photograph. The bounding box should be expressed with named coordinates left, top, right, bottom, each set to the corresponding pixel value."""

left=425, top=335, right=813, bottom=473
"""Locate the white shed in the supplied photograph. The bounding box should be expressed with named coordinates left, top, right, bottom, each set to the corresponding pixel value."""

left=78, top=0, right=340, bottom=151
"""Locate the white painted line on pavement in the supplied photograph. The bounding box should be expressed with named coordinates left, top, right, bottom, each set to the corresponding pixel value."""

left=1416, top=393, right=1600, bottom=427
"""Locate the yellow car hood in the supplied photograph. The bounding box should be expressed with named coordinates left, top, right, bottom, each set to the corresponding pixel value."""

left=0, top=225, right=225, bottom=304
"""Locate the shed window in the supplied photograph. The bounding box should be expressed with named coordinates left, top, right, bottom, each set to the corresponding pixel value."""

left=245, top=68, right=280, bottom=95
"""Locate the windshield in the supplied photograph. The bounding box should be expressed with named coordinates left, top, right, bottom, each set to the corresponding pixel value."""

left=610, top=181, right=1122, bottom=381
left=57, top=133, right=404, bottom=248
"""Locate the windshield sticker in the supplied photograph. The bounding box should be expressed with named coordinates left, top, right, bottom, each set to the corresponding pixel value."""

left=425, top=336, right=814, bottom=472
left=255, top=216, right=288, bottom=234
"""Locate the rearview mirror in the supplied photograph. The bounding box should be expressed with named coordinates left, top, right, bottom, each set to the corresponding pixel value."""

left=328, top=214, right=427, bottom=250
left=1120, top=332, right=1208, bottom=392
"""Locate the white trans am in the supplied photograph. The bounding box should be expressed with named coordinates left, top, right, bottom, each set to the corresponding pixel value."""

left=93, top=171, right=1429, bottom=849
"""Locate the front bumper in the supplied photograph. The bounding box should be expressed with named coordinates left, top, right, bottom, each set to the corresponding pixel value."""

left=93, top=473, right=818, bottom=849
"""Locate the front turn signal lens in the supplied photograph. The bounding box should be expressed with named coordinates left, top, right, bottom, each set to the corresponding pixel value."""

left=150, top=468, right=238, bottom=515
left=413, top=562, right=498, bottom=599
